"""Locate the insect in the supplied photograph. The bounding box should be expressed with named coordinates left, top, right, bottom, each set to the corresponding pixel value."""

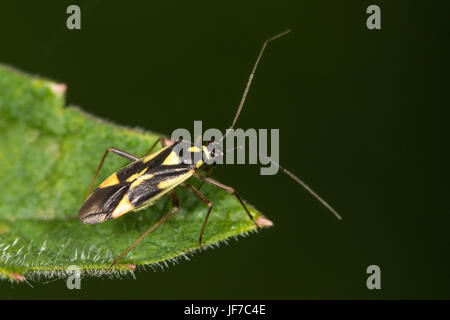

left=78, top=29, right=342, bottom=271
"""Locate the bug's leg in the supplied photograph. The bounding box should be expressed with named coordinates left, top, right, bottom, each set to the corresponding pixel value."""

left=183, top=183, right=212, bottom=251
left=86, top=147, right=140, bottom=199
left=194, top=174, right=260, bottom=230
left=197, top=166, right=215, bottom=191
left=107, top=192, right=179, bottom=272
left=144, top=137, right=168, bottom=156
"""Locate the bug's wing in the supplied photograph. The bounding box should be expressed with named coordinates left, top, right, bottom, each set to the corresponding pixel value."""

left=126, top=167, right=194, bottom=208
left=78, top=149, right=168, bottom=224
left=78, top=183, right=130, bottom=224
left=79, top=141, right=195, bottom=224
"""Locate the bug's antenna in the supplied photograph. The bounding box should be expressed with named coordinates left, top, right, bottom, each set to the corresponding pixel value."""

left=225, top=145, right=342, bottom=220
left=279, top=165, right=342, bottom=220
left=217, top=29, right=291, bottom=144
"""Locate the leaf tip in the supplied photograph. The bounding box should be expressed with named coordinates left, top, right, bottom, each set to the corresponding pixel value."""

left=49, top=83, right=67, bottom=95
left=256, top=216, right=274, bottom=228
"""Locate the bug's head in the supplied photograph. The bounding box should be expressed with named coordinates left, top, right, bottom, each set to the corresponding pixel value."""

left=203, top=140, right=224, bottom=165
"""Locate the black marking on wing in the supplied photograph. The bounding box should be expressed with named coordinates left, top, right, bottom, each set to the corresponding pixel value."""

left=79, top=183, right=130, bottom=224
left=115, top=141, right=180, bottom=181
left=127, top=166, right=192, bottom=207
left=116, top=159, right=149, bottom=183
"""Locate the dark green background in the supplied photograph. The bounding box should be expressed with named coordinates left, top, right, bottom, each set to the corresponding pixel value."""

left=1, top=0, right=449, bottom=299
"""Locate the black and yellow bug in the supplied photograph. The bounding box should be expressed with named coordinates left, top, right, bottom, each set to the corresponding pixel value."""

left=78, top=29, right=341, bottom=270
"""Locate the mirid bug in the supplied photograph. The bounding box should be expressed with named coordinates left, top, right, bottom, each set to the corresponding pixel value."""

left=78, top=29, right=342, bottom=271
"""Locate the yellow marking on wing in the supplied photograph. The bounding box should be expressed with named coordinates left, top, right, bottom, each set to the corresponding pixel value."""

left=157, top=170, right=194, bottom=190
left=111, top=194, right=134, bottom=219
left=195, top=159, right=204, bottom=168
left=142, top=145, right=169, bottom=163
left=162, top=151, right=180, bottom=166
left=202, top=146, right=211, bottom=162
left=188, top=146, right=201, bottom=153
left=126, top=167, right=148, bottom=182
left=130, top=174, right=154, bottom=189
left=99, top=173, right=120, bottom=189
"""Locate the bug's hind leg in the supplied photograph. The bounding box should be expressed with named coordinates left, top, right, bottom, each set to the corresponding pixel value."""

left=86, top=147, right=140, bottom=199
left=194, top=174, right=260, bottom=231
left=183, top=183, right=213, bottom=251
left=107, top=192, right=179, bottom=272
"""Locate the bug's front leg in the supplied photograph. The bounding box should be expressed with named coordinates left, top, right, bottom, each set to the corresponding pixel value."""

left=197, top=166, right=215, bottom=191
left=194, top=174, right=260, bottom=231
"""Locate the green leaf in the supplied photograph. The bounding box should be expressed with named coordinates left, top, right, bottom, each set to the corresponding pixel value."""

left=0, top=65, right=272, bottom=282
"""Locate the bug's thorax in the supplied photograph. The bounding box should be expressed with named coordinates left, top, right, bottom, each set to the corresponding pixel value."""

left=164, top=140, right=222, bottom=170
